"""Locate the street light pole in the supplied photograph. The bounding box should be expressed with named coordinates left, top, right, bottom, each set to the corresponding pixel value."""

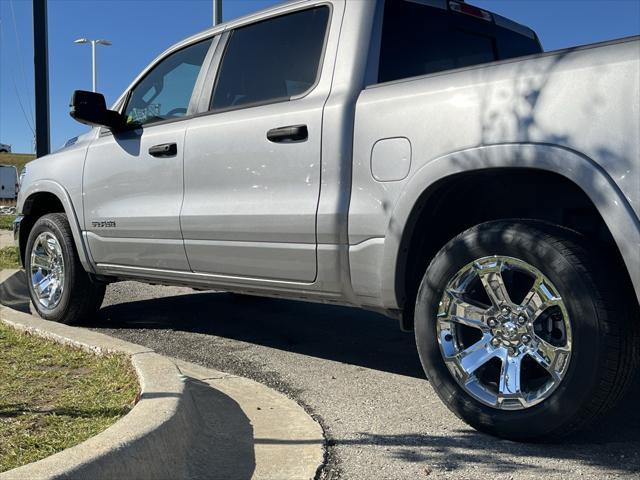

left=74, top=38, right=112, bottom=92
left=91, top=40, right=97, bottom=92
left=213, top=0, right=222, bottom=25
left=33, top=0, right=50, bottom=157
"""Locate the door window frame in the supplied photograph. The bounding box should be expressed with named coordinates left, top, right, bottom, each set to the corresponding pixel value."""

left=109, top=35, right=220, bottom=133
left=199, top=2, right=334, bottom=116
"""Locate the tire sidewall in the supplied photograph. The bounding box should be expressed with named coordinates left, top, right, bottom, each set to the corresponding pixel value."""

left=25, top=215, right=76, bottom=322
left=415, top=221, right=603, bottom=440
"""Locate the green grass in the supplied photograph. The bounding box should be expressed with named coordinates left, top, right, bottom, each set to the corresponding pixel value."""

left=0, top=153, right=35, bottom=173
left=0, top=323, right=139, bottom=473
left=0, top=247, right=20, bottom=269
left=0, top=215, right=16, bottom=231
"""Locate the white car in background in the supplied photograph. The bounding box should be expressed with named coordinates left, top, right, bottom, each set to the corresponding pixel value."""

left=0, top=143, right=11, bottom=153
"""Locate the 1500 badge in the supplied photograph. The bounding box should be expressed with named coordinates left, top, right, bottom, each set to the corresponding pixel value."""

left=92, top=221, right=117, bottom=228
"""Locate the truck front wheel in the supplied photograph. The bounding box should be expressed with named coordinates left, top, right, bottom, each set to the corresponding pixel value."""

left=414, top=220, right=637, bottom=441
left=25, top=213, right=105, bottom=325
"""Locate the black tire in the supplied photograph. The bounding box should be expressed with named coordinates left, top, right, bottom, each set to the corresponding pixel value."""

left=25, top=213, right=105, bottom=325
left=415, top=220, right=638, bottom=442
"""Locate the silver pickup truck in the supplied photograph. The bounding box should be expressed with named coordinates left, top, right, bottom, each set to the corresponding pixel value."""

left=15, top=0, right=639, bottom=441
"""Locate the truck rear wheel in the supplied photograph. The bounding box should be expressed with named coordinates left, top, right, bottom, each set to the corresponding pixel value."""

left=414, top=220, right=637, bottom=441
left=25, top=213, right=105, bottom=325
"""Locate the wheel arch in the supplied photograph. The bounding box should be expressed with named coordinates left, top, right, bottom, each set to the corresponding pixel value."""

left=382, top=144, right=640, bottom=329
left=18, top=181, right=94, bottom=273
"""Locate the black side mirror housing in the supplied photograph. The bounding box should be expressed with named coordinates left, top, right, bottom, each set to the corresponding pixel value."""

left=69, top=90, right=125, bottom=130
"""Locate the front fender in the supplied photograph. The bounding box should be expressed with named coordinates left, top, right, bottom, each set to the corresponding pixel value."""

left=379, top=143, right=640, bottom=308
left=19, top=179, right=95, bottom=274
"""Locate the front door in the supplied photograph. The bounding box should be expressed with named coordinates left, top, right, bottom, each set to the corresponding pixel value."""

left=181, top=5, right=332, bottom=282
left=83, top=38, right=213, bottom=271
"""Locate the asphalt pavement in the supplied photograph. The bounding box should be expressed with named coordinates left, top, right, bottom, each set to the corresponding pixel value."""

left=4, top=278, right=639, bottom=479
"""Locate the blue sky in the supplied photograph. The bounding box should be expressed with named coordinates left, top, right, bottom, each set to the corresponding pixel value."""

left=1, top=0, right=639, bottom=154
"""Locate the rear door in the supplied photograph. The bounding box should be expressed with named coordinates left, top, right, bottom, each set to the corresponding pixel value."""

left=181, top=5, right=333, bottom=282
left=83, top=38, right=213, bottom=271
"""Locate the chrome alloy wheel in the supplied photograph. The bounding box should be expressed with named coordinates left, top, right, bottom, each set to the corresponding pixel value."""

left=30, top=232, right=65, bottom=309
left=437, top=256, right=572, bottom=410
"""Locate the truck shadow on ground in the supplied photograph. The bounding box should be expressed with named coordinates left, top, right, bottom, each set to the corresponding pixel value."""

left=100, top=289, right=426, bottom=379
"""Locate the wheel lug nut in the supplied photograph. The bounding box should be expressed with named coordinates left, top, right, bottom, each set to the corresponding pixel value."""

left=487, top=318, right=497, bottom=328
left=521, top=335, right=531, bottom=344
left=491, top=338, right=501, bottom=347
left=501, top=307, right=510, bottom=316
left=518, top=315, right=527, bottom=325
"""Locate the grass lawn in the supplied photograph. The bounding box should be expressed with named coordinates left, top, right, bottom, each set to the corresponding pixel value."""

left=0, top=323, right=139, bottom=473
left=0, top=153, right=35, bottom=173
left=0, top=247, right=20, bottom=269
left=0, top=215, right=16, bottom=231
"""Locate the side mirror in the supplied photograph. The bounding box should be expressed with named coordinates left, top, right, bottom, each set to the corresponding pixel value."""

left=69, top=90, right=125, bottom=130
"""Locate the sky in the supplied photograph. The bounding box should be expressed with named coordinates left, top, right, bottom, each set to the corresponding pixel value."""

left=0, top=0, right=638, bottom=154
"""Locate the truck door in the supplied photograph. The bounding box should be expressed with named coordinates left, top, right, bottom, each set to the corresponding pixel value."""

left=181, top=5, right=335, bottom=282
left=83, top=38, right=213, bottom=271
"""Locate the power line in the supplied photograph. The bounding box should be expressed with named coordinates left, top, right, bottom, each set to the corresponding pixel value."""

left=9, top=0, right=35, bottom=127
left=0, top=11, right=34, bottom=136
left=10, top=74, right=35, bottom=135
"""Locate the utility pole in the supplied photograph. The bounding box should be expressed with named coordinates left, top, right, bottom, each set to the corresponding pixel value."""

left=74, top=38, right=112, bottom=92
left=213, top=0, right=222, bottom=25
left=33, top=0, right=50, bottom=157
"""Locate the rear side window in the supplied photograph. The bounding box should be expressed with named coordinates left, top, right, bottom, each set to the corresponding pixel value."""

left=211, top=6, right=330, bottom=112
left=378, top=0, right=541, bottom=84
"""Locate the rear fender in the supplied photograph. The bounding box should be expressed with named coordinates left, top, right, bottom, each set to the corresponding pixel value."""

left=381, top=143, right=640, bottom=308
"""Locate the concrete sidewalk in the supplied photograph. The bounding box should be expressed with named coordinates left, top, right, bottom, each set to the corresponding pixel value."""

left=175, top=360, right=325, bottom=480
left=0, top=269, right=325, bottom=480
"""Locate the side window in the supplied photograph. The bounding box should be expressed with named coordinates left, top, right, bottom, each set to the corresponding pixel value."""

left=211, top=6, right=330, bottom=112
left=124, top=38, right=212, bottom=126
left=378, top=1, right=541, bottom=84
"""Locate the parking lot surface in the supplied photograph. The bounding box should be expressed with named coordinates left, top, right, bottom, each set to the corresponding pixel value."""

left=93, top=282, right=639, bottom=480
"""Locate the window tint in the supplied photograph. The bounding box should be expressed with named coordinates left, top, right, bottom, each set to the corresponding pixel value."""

left=125, top=39, right=212, bottom=126
left=379, top=0, right=541, bottom=84
left=496, top=27, right=542, bottom=60
left=211, top=6, right=330, bottom=111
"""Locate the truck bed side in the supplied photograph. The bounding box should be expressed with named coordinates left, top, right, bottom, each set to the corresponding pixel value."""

left=349, top=37, right=640, bottom=310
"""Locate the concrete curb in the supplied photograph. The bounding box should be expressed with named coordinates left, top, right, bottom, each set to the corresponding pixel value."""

left=0, top=270, right=324, bottom=480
